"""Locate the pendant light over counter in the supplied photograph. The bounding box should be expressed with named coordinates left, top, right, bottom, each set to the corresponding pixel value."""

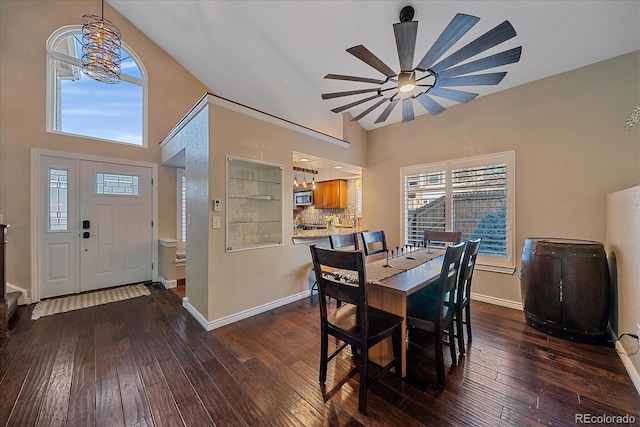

left=293, top=166, right=318, bottom=190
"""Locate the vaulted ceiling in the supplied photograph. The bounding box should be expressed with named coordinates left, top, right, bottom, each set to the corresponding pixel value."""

left=110, top=1, right=640, bottom=139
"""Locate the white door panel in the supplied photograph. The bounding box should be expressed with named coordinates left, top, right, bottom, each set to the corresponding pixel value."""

left=40, top=156, right=79, bottom=298
left=80, top=161, right=152, bottom=292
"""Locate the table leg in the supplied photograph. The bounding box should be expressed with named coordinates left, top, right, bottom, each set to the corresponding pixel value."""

left=368, top=287, right=407, bottom=377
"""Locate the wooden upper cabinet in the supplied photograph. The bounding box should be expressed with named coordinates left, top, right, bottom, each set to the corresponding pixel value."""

left=314, top=179, right=347, bottom=209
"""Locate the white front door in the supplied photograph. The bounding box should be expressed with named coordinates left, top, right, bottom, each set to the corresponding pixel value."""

left=79, top=161, right=153, bottom=292
left=38, top=155, right=153, bottom=298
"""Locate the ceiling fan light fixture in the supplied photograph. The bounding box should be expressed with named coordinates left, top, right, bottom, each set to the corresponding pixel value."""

left=398, top=71, right=416, bottom=93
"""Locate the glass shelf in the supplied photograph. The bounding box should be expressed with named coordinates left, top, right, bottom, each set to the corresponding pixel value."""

left=226, top=156, right=283, bottom=252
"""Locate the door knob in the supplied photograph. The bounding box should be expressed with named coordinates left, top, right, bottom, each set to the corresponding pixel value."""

left=83, top=231, right=90, bottom=238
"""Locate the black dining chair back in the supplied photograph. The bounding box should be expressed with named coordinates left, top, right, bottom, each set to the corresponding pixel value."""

left=361, top=230, right=388, bottom=256
left=329, top=232, right=359, bottom=251
left=424, top=230, right=462, bottom=251
left=309, top=245, right=403, bottom=414
left=406, top=241, right=465, bottom=386
left=455, top=238, right=481, bottom=354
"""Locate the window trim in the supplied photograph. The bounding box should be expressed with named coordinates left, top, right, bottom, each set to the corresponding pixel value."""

left=176, top=168, right=186, bottom=249
left=45, top=25, right=149, bottom=147
left=400, top=150, right=516, bottom=274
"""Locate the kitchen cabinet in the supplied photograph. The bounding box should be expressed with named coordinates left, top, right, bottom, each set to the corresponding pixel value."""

left=314, top=179, right=347, bottom=209
left=226, top=157, right=283, bottom=252
left=520, top=238, right=611, bottom=344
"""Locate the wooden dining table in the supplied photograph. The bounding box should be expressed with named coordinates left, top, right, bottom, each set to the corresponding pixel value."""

left=363, top=250, right=444, bottom=377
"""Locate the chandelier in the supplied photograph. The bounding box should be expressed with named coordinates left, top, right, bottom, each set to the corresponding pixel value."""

left=624, top=105, right=640, bottom=131
left=81, top=0, right=122, bottom=84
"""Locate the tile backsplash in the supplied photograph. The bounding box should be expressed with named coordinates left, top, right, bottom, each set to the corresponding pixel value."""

left=295, top=207, right=358, bottom=226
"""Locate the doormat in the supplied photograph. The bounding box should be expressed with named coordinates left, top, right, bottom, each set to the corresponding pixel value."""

left=31, top=283, right=150, bottom=320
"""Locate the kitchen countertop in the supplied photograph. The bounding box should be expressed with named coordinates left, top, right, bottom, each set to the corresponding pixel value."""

left=292, top=226, right=367, bottom=242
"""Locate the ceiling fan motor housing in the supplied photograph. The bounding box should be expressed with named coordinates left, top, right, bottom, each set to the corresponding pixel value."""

left=399, top=6, right=415, bottom=23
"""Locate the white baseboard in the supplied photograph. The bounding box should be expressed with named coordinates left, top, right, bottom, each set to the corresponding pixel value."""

left=182, top=297, right=211, bottom=330
left=616, top=340, right=640, bottom=396
left=471, top=292, right=523, bottom=311
left=157, top=277, right=177, bottom=289
left=6, top=282, right=32, bottom=305
left=183, top=291, right=310, bottom=331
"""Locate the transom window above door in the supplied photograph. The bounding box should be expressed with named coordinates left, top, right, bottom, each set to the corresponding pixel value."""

left=46, top=26, right=147, bottom=146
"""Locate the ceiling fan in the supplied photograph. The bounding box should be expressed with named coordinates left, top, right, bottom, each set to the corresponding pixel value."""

left=321, top=6, right=522, bottom=124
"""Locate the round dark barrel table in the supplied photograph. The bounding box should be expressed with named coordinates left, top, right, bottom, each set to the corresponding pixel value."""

left=520, top=238, right=611, bottom=345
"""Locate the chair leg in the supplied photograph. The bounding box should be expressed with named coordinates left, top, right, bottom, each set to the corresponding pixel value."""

left=465, top=303, right=472, bottom=341
left=456, top=309, right=465, bottom=355
left=448, top=325, right=457, bottom=367
left=358, top=345, right=368, bottom=414
left=435, top=330, right=445, bottom=387
left=319, top=327, right=328, bottom=384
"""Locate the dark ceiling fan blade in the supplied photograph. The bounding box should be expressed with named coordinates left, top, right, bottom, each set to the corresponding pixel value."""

left=431, top=20, right=518, bottom=74
left=331, top=94, right=382, bottom=113
left=437, top=72, right=507, bottom=87
left=416, top=13, right=480, bottom=72
left=324, top=73, right=388, bottom=85
left=393, top=21, right=418, bottom=72
left=347, top=45, right=397, bottom=78
left=402, top=98, right=415, bottom=123
left=428, top=87, right=478, bottom=103
left=415, top=93, right=445, bottom=115
left=374, top=98, right=400, bottom=123
left=351, top=98, right=389, bottom=121
left=321, top=88, right=380, bottom=100
left=437, top=47, right=522, bottom=79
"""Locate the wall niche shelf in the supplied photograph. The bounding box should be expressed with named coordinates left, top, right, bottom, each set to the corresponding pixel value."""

left=226, top=156, right=283, bottom=252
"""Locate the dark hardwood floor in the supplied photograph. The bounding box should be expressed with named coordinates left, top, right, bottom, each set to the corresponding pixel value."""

left=0, top=285, right=638, bottom=426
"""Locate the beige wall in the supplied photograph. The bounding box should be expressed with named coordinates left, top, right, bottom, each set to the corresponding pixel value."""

left=365, top=51, right=640, bottom=305
left=160, top=95, right=367, bottom=322
left=607, top=186, right=640, bottom=380
left=0, top=1, right=208, bottom=294
left=205, top=102, right=366, bottom=320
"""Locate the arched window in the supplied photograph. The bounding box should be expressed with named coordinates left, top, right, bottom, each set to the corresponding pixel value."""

left=46, top=26, right=147, bottom=146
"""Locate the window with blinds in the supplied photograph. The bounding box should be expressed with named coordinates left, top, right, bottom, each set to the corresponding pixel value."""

left=402, top=151, right=515, bottom=273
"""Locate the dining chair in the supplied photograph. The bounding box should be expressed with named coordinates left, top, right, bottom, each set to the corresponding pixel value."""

left=406, top=241, right=465, bottom=387
left=311, top=233, right=360, bottom=302
left=455, top=238, right=481, bottom=354
left=309, top=245, right=403, bottom=414
left=360, top=230, right=388, bottom=256
left=329, top=232, right=359, bottom=251
left=423, top=230, right=462, bottom=252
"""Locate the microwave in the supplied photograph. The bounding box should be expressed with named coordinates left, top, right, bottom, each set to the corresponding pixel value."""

left=294, top=190, right=313, bottom=206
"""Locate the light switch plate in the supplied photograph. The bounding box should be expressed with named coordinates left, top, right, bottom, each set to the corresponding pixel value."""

left=212, top=216, right=221, bottom=229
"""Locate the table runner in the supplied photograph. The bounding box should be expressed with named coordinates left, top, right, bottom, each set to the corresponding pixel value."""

left=326, top=249, right=442, bottom=285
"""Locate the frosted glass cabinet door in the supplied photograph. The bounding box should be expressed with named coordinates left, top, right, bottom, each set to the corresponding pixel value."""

left=226, top=156, right=283, bottom=252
